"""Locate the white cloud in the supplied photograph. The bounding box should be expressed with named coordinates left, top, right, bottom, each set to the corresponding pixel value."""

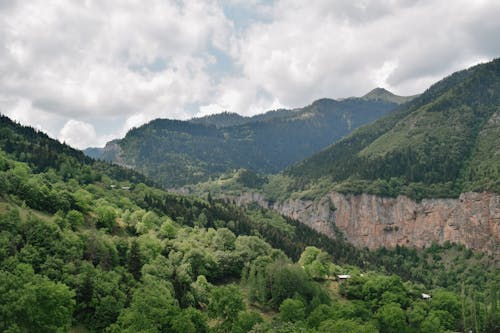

left=58, top=119, right=114, bottom=149
left=0, top=0, right=232, bottom=145
left=1, top=0, right=500, bottom=148
left=235, top=0, right=500, bottom=104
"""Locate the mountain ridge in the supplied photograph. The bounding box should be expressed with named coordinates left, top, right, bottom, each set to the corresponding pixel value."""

left=284, top=58, right=500, bottom=200
left=86, top=91, right=412, bottom=187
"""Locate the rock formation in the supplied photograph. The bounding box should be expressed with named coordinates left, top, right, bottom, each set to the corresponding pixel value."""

left=220, top=191, right=500, bottom=255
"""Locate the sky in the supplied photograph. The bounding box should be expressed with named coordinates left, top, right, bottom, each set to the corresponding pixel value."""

left=1, top=0, right=500, bottom=149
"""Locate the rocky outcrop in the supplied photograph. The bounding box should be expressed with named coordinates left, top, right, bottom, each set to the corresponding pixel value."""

left=101, top=141, right=135, bottom=169
left=220, top=191, right=500, bottom=255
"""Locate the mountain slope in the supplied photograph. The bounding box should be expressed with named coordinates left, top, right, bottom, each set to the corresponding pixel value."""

left=286, top=58, right=500, bottom=199
left=0, top=115, right=151, bottom=186
left=89, top=91, right=415, bottom=187
left=0, top=114, right=497, bottom=333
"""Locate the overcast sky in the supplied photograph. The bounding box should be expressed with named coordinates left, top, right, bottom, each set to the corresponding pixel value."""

left=1, top=0, right=500, bottom=149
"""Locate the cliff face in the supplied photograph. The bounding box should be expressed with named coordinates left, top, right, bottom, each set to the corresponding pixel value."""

left=221, top=191, right=500, bottom=254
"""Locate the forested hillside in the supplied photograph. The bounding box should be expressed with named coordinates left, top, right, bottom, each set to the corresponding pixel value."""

left=285, top=58, right=500, bottom=200
left=1, top=115, right=498, bottom=332
left=87, top=92, right=409, bottom=187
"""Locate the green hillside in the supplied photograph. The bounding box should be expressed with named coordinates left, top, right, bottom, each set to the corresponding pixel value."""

left=1, top=115, right=498, bottom=332
left=285, top=59, right=500, bottom=200
left=88, top=94, right=409, bottom=187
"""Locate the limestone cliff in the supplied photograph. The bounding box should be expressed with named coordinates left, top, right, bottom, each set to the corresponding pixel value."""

left=220, top=191, right=499, bottom=255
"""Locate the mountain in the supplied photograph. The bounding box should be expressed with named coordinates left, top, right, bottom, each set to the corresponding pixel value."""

left=285, top=58, right=500, bottom=200
left=0, top=113, right=497, bottom=333
left=87, top=90, right=416, bottom=187
left=0, top=115, right=151, bottom=187
left=362, top=87, right=420, bottom=104
left=186, top=60, right=500, bottom=254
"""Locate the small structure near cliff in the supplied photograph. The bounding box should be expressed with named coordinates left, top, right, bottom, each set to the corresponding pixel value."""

left=337, top=274, right=351, bottom=281
left=421, top=293, right=431, bottom=300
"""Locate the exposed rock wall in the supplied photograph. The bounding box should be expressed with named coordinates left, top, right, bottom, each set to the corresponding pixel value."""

left=221, top=191, right=500, bottom=255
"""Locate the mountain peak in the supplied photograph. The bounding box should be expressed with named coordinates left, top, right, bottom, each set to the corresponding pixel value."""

left=363, top=87, right=394, bottom=96
left=362, top=87, right=419, bottom=104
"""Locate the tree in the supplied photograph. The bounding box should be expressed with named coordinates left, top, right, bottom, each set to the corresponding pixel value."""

left=307, top=304, right=334, bottom=329
left=171, top=307, right=209, bottom=333
left=212, top=228, right=236, bottom=251
left=73, top=189, right=93, bottom=212
left=70, top=263, right=128, bottom=331
left=430, top=290, right=461, bottom=330
left=374, top=303, right=408, bottom=333
left=190, top=275, right=212, bottom=308
left=362, top=275, right=409, bottom=310
left=110, top=276, right=179, bottom=333
left=66, top=209, right=84, bottom=229
left=158, top=216, right=177, bottom=239
left=233, top=311, right=263, bottom=333
left=136, top=211, right=161, bottom=234
left=128, top=240, right=143, bottom=280
left=280, top=299, right=306, bottom=323
left=0, top=264, right=75, bottom=333
left=299, top=246, right=332, bottom=280
left=267, top=262, right=317, bottom=308
left=421, top=312, right=445, bottom=333
left=208, top=284, right=245, bottom=332
left=95, top=204, right=117, bottom=231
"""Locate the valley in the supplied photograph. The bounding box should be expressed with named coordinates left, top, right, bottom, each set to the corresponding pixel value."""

left=1, top=48, right=499, bottom=333
left=86, top=88, right=411, bottom=187
left=2, top=2, right=499, bottom=332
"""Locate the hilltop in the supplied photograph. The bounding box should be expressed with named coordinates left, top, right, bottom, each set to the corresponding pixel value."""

left=362, top=87, right=420, bottom=104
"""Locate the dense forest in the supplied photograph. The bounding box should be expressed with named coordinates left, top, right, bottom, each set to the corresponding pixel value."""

left=87, top=93, right=404, bottom=187
left=0, top=114, right=498, bottom=332
left=283, top=58, right=500, bottom=200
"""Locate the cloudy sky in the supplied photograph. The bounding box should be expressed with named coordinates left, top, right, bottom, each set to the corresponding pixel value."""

left=1, top=0, right=499, bottom=149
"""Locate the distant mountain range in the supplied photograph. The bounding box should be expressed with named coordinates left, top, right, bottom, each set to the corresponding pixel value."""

left=284, top=58, right=500, bottom=199
left=85, top=88, right=415, bottom=187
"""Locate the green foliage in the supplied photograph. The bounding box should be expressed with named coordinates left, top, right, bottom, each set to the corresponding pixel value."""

left=0, top=111, right=497, bottom=333
left=110, top=276, right=179, bottom=333
left=95, top=204, right=117, bottom=231
left=244, top=258, right=329, bottom=310
left=307, top=304, right=334, bottom=328
left=208, top=284, right=245, bottom=332
left=374, top=303, right=407, bottom=333
left=318, top=319, right=379, bottom=333
left=92, top=98, right=397, bottom=187
left=0, top=264, right=75, bottom=333
left=298, top=246, right=332, bottom=280
left=279, top=299, right=306, bottom=323
left=430, top=290, right=462, bottom=329
left=233, top=311, right=264, bottom=333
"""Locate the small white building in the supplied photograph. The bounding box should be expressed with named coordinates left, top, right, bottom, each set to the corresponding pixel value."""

left=421, top=293, right=431, bottom=299
left=337, top=274, right=351, bottom=280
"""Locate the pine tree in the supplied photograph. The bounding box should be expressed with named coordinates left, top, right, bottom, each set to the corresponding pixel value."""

left=128, top=240, right=143, bottom=280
